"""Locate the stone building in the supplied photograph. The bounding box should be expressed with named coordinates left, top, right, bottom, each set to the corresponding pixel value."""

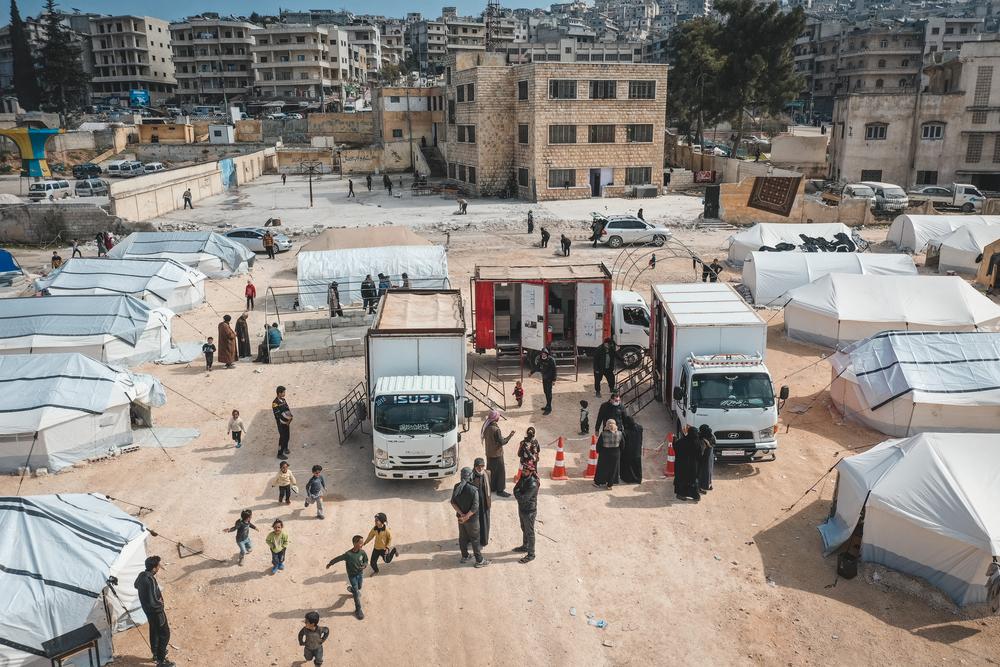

left=170, top=16, right=258, bottom=106
left=88, top=15, right=177, bottom=105
left=439, top=52, right=667, bottom=201
left=828, top=41, right=1000, bottom=191
left=372, top=86, right=445, bottom=144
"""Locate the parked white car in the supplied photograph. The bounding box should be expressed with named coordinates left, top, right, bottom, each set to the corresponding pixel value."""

left=597, top=215, right=671, bottom=248
left=143, top=162, right=166, bottom=173
left=28, top=180, right=71, bottom=201
left=74, top=178, right=109, bottom=197
left=225, top=227, right=293, bottom=253
left=860, top=181, right=909, bottom=212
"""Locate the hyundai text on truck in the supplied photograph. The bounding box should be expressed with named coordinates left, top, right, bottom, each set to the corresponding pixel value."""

left=365, top=290, right=473, bottom=479
left=470, top=263, right=650, bottom=368
left=649, top=283, right=788, bottom=461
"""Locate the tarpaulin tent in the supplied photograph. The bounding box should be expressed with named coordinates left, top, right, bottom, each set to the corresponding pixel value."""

left=0, top=248, right=28, bottom=297
left=784, top=274, right=1000, bottom=348
left=726, top=223, right=853, bottom=267
left=296, top=226, right=449, bottom=308
left=35, top=258, right=206, bottom=312
left=0, top=353, right=165, bottom=472
left=829, top=330, right=1000, bottom=436
left=742, top=252, right=916, bottom=306
left=0, top=295, right=173, bottom=366
left=936, top=224, right=1000, bottom=275
left=108, top=231, right=254, bottom=277
left=817, top=433, right=1000, bottom=606
left=0, top=493, right=149, bottom=665
left=886, top=214, right=1000, bottom=253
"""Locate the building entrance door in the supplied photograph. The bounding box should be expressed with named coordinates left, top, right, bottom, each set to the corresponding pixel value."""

left=590, top=169, right=601, bottom=197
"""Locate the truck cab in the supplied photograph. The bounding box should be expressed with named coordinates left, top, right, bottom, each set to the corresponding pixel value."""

left=672, top=354, right=788, bottom=461
left=610, top=290, right=650, bottom=368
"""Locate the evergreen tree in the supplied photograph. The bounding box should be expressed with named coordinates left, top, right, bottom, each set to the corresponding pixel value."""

left=38, top=0, right=90, bottom=114
left=8, top=0, right=40, bottom=110
left=668, top=18, right=725, bottom=149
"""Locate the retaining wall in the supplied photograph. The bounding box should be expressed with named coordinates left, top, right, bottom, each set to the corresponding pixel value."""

left=269, top=336, right=365, bottom=364
left=0, top=203, right=134, bottom=244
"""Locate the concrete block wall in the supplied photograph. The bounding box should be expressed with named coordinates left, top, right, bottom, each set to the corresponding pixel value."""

left=307, top=113, right=375, bottom=145
left=0, top=203, right=134, bottom=244
left=262, top=119, right=309, bottom=144
left=133, top=143, right=271, bottom=163
left=285, top=312, right=368, bottom=332
left=269, top=336, right=365, bottom=364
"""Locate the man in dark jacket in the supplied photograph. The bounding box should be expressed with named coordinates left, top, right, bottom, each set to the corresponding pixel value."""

left=595, top=390, right=627, bottom=435
left=529, top=349, right=557, bottom=415
left=135, top=556, right=174, bottom=667
left=361, top=274, right=377, bottom=313
left=450, top=467, right=489, bottom=567
left=593, top=337, right=616, bottom=398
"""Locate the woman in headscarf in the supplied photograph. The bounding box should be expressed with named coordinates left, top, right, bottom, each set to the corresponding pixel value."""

left=217, top=314, right=238, bottom=368
left=593, top=419, right=622, bottom=489
left=619, top=415, right=643, bottom=484
left=235, top=312, right=251, bottom=359
left=698, top=424, right=715, bottom=493
left=328, top=281, right=344, bottom=317
left=673, top=425, right=701, bottom=501
left=482, top=410, right=514, bottom=497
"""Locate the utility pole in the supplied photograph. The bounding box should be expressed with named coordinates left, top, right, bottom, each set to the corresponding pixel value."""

left=300, top=159, right=322, bottom=207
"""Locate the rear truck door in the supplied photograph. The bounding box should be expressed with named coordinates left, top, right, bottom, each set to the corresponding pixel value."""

left=473, top=279, right=495, bottom=350
left=575, top=282, right=606, bottom=348
left=521, top=282, right=546, bottom=350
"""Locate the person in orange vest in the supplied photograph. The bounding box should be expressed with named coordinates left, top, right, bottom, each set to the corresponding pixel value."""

left=245, top=280, right=257, bottom=310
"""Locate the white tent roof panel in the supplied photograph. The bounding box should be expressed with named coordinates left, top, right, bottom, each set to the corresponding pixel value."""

left=886, top=214, right=1000, bottom=253
left=937, top=225, right=1000, bottom=275
left=743, top=252, right=916, bottom=305
left=727, top=223, right=853, bottom=266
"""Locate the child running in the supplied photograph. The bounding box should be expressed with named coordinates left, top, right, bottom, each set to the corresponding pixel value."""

left=266, top=519, right=289, bottom=574
left=228, top=409, right=247, bottom=448
left=221, top=509, right=258, bottom=565
left=362, top=512, right=398, bottom=575
left=304, top=465, right=326, bottom=520
left=298, top=612, right=330, bottom=666
left=202, top=337, right=216, bottom=372
left=271, top=461, right=297, bottom=505
left=512, top=380, right=524, bottom=408
left=326, top=535, right=369, bottom=620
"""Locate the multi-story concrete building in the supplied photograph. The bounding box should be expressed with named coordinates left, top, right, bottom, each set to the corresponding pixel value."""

left=922, top=17, right=983, bottom=57
left=88, top=15, right=176, bottom=105
left=439, top=52, right=667, bottom=201
left=372, top=86, right=446, bottom=167
left=504, top=38, right=643, bottom=64
left=828, top=41, right=1000, bottom=191
left=347, top=25, right=383, bottom=81
left=0, top=12, right=95, bottom=95
left=382, top=21, right=406, bottom=67
left=170, top=16, right=257, bottom=106
left=411, top=20, right=448, bottom=71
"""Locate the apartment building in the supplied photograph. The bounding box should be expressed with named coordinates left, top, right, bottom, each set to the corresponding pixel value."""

left=439, top=52, right=667, bottom=201
left=250, top=24, right=362, bottom=110
left=504, top=39, right=643, bottom=64
left=170, top=16, right=257, bottom=106
left=382, top=21, right=406, bottom=67
left=88, top=15, right=176, bottom=105
left=372, top=86, right=445, bottom=146
left=0, top=13, right=94, bottom=94
left=411, top=20, right=448, bottom=71
left=828, top=41, right=1000, bottom=191
left=347, top=25, right=383, bottom=81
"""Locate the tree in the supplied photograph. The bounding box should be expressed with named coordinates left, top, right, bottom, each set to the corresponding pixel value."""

left=378, top=62, right=402, bottom=85
left=38, top=0, right=90, bottom=116
left=8, top=0, right=40, bottom=110
left=668, top=18, right=726, bottom=149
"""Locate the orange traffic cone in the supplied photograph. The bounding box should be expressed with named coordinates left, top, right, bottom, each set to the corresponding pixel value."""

left=550, top=436, right=569, bottom=480
left=664, top=434, right=675, bottom=478
left=583, top=435, right=598, bottom=479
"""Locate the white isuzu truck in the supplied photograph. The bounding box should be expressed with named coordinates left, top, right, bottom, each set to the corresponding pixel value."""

left=649, top=283, right=789, bottom=461
left=365, top=290, right=472, bottom=479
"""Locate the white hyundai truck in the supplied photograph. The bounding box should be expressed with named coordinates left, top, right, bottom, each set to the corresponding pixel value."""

left=366, top=290, right=472, bottom=479
left=649, top=283, right=789, bottom=461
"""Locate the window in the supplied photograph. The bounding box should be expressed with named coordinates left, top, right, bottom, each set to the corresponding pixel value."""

left=899, top=78, right=910, bottom=88
left=973, top=111, right=988, bottom=124
left=466, top=83, right=475, bottom=101
left=931, top=26, right=940, bottom=34
left=446, top=67, right=451, bottom=85
left=860, top=169, right=883, bottom=181
left=875, top=79, right=884, bottom=88
left=588, top=125, right=615, bottom=143
left=549, top=79, right=577, bottom=99
left=392, top=129, right=403, bottom=138
left=518, top=124, right=529, bottom=144
left=448, top=100, right=455, bottom=124
left=945, top=27, right=954, bottom=35
left=468, top=166, right=477, bottom=184
left=448, top=162, right=456, bottom=179
left=921, top=122, right=944, bottom=140
left=518, top=167, right=529, bottom=187
left=626, top=124, right=653, bottom=142
left=878, top=59, right=886, bottom=68
left=901, top=59, right=910, bottom=67
left=589, top=80, right=616, bottom=99
left=961, top=27, right=969, bottom=35
left=389, top=95, right=400, bottom=102
left=625, top=167, right=652, bottom=185
left=864, top=123, right=887, bottom=140
left=629, top=80, right=656, bottom=99
left=994, top=135, right=1000, bottom=164
left=967, top=134, right=984, bottom=163
left=457, top=125, right=476, bottom=143
left=458, top=164, right=466, bottom=181
left=548, top=168, right=575, bottom=188
left=916, top=170, right=938, bottom=185
left=975, top=66, right=994, bottom=107
left=518, top=80, right=528, bottom=100
left=880, top=39, right=888, bottom=48
left=549, top=125, right=577, bottom=144
left=622, top=305, right=650, bottom=327
left=457, top=86, right=465, bottom=102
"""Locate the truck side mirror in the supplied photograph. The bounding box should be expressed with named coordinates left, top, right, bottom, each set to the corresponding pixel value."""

left=464, top=398, right=474, bottom=419
left=779, top=385, right=790, bottom=400
left=672, top=386, right=683, bottom=401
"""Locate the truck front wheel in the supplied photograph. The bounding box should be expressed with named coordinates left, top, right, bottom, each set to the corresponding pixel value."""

left=617, top=346, right=642, bottom=369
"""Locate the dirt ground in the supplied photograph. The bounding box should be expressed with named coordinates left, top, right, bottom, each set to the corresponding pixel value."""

left=4, top=177, right=998, bottom=666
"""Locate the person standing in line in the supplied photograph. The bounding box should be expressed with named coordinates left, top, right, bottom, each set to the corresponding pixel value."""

left=328, top=281, right=344, bottom=317
left=377, top=273, right=391, bottom=298
left=450, top=467, right=488, bottom=568
left=228, top=408, right=247, bottom=448
left=71, top=239, right=82, bottom=258
left=400, top=272, right=411, bottom=289
left=348, top=179, right=356, bottom=197
left=470, top=459, right=492, bottom=547
left=539, top=227, right=550, bottom=248
left=134, top=556, right=174, bottom=667
left=593, top=337, right=616, bottom=398
left=182, top=188, right=193, bottom=209
left=217, top=315, right=238, bottom=369
left=637, top=207, right=644, bottom=221
left=272, top=385, right=293, bottom=459
left=673, top=425, right=702, bottom=501
left=698, top=424, right=715, bottom=493
left=304, top=464, right=326, bottom=519
left=221, top=509, right=258, bottom=565
left=245, top=280, right=256, bottom=310
left=579, top=400, right=590, bottom=435
left=527, top=210, right=534, bottom=234
left=366, top=173, right=372, bottom=191
left=263, top=231, right=276, bottom=260
left=281, top=173, right=287, bottom=185
left=361, top=274, right=377, bottom=314
left=529, top=349, right=557, bottom=415
left=482, top=410, right=514, bottom=497
left=235, top=312, right=251, bottom=359
left=595, top=389, right=626, bottom=435
left=326, top=535, right=370, bottom=620
left=513, top=430, right=540, bottom=564
left=95, top=232, right=107, bottom=257
left=272, top=461, right=297, bottom=505
left=202, top=337, right=216, bottom=372
left=266, top=519, right=290, bottom=574
left=619, top=414, right=644, bottom=484
left=362, top=512, right=398, bottom=574
left=298, top=612, right=329, bottom=666
left=593, top=418, right=622, bottom=490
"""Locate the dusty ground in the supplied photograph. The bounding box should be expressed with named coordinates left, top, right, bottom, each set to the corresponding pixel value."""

left=3, top=176, right=998, bottom=666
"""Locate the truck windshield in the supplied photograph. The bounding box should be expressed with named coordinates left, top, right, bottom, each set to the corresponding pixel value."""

left=374, top=394, right=456, bottom=434
left=691, top=373, right=774, bottom=409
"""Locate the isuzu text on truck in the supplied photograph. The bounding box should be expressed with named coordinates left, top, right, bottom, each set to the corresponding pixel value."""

left=649, top=283, right=788, bottom=461
left=365, top=290, right=472, bottom=479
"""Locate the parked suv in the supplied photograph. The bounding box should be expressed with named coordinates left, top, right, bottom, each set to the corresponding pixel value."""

left=72, top=163, right=102, bottom=179
left=75, top=178, right=109, bottom=197
left=595, top=214, right=671, bottom=248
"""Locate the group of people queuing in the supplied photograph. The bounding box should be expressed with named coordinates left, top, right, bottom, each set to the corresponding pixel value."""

left=592, top=390, right=645, bottom=489
left=202, top=310, right=281, bottom=370
left=357, top=272, right=411, bottom=314
left=672, top=424, right=717, bottom=501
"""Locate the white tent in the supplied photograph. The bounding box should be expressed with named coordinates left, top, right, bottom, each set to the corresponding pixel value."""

left=0, top=493, right=149, bottom=666
left=784, top=274, right=1000, bottom=348
left=35, top=258, right=206, bottom=312
left=0, top=295, right=173, bottom=366
left=886, top=214, right=1000, bottom=253
left=108, top=231, right=255, bottom=278
left=0, top=353, right=165, bottom=472
left=830, top=330, right=1000, bottom=436
left=0, top=248, right=28, bottom=298
left=818, top=433, right=1000, bottom=607
left=297, top=226, right=449, bottom=307
left=743, top=252, right=916, bottom=306
left=937, top=224, right=1000, bottom=275
left=726, top=223, right=853, bottom=267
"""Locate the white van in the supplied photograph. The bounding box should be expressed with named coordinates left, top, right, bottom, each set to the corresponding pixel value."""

left=143, top=162, right=165, bottom=173
left=28, top=180, right=71, bottom=201
left=106, top=160, right=144, bottom=178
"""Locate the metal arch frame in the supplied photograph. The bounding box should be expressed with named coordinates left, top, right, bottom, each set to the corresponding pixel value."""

left=609, top=231, right=707, bottom=292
